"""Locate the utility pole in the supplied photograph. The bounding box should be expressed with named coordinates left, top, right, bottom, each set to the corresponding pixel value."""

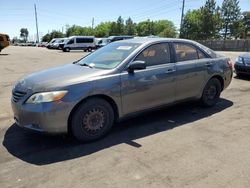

left=92, top=17, right=94, bottom=29
left=34, top=4, right=39, bottom=43
left=180, top=0, right=185, bottom=37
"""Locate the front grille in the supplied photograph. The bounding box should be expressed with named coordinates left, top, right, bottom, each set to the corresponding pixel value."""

left=12, top=90, right=27, bottom=103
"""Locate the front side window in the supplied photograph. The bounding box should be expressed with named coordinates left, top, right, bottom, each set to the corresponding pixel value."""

left=174, top=43, right=199, bottom=62
left=77, top=42, right=141, bottom=69
left=67, top=39, right=74, bottom=44
left=135, top=43, right=171, bottom=66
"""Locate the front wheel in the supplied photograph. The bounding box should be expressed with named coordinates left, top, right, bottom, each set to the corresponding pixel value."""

left=201, top=78, right=221, bottom=107
left=71, top=98, right=114, bottom=142
left=63, top=47, right=70, bottom=52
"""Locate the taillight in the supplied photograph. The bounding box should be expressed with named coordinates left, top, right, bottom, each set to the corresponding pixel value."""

left=227, top=60, right=233, bottom=69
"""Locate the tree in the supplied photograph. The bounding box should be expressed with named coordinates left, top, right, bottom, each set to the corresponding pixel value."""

left=200, top=0, right=221, bottom=39
left=221, top=0, right=241, bottom=39
left=136, top=19, right=155, bottom=36
left=109, top=22, right=118, bottom=35
left=154, top=20, right=177, bottom=37
left=95, top=22, right=112, bottom=37
left=241, top=11, right=250, bottom=38
left=125, top=17, right=136, bottom=35
left=116, top=16, right=125, bottom=35
left=65, top=25, right=94, bottom=37
left=180, top=0, right=221, bottom=40
left=42, top=30, right=65, bottom=42
left=180, top=9, right=203, bottom=39
left=20, top=28, right=29, bottom=42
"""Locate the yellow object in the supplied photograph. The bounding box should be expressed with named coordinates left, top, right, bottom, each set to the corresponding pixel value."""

left=0, top=33, right=10, bottom=52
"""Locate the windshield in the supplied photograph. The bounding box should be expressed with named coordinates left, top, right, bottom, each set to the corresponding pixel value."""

left=77, top=42, right=141, bottom=69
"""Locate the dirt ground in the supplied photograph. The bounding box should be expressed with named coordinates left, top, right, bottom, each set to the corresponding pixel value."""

left=0, top=46, right=250, bottom=188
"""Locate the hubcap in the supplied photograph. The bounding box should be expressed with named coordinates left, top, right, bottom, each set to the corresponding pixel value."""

left=83, top=108, right=105, bottom=133
left=205, top=85, right=217, bottom=100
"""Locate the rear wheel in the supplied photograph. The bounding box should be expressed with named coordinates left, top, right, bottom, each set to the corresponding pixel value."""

left=87, top=47, right=92, bottom=52
left=201, top=78, right=221, bottom=107
left=71, top=98, right=114, bottom=142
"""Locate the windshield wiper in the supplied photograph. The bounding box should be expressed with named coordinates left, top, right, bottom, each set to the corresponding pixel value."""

left=79, top=63, right=94, bottom=68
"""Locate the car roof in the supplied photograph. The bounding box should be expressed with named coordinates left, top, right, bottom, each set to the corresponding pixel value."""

left=116, top=37, right=198, bottom=45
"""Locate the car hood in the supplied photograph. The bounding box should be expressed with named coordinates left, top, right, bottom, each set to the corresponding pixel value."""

left=15, top=64, right=109, bottom=92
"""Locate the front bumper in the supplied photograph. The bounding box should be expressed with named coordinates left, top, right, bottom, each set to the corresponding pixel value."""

left=11, top=100, right=72, bottom=134
left=234, top=64, right=250, bottom=75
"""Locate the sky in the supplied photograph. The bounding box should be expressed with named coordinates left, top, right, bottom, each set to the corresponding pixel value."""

left=1, top=0, right=249, bottom=40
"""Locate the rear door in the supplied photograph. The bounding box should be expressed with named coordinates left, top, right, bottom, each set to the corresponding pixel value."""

left=173, top=42, right=207, bottom=101
left=121, top=42, right=177, bottom=115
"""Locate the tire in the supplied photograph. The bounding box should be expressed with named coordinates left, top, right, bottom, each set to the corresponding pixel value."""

left=201, top=78, right=221, bottom=107
left=87, top=47, right=92, bottom=52
left=71, top=98, right=114, bottom=142
left=63, top=47, right=70, bottom=52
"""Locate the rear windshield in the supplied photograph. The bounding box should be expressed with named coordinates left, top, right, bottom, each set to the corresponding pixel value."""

left=77, top=42, right=141, bottom=69
left=195, top=42, right=219, bottom=58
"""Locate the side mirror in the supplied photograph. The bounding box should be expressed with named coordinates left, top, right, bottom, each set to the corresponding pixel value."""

left=128, top=61, right=146, bottom=73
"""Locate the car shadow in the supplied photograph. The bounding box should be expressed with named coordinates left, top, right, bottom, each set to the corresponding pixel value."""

left=234, top=75, right=250, bottom=81
left=57, top=50, right=89, bottom=54
left=2, top=98, right=233, bottom=165
left=0, top=53, right=9, bottom=56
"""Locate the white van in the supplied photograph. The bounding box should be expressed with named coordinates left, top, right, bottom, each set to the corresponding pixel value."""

left=46, top=38, right=63, bottom=49
left=62, top=36, right=95, bottom=52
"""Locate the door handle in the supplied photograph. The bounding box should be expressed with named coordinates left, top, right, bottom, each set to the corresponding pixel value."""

left=165, top=69, right=176, bottom=74
left=205, top=62, right=212, bottom=67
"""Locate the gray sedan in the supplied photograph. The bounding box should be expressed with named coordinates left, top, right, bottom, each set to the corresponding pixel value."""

left=11, top=38, right=233, bottom=141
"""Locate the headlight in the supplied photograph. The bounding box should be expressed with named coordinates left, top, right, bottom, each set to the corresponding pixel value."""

left=26, top=91, right=68, bottom=104
left=236, top=57, right=244, bottom=64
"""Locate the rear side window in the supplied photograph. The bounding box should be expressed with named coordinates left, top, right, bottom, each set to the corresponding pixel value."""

left=174, top=43, right=198, bottom=62
left=197, top=49, right=207, bottom=59
left=135, top=43, right=171, bottom=66
left=76, top=38, right=94, bottom=43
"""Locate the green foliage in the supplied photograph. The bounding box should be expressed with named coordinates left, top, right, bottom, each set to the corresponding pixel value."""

left=200, top=0, right=221, bottom=39
left=180, top=10, right=203, bottom=39
left=95, top=22, right=112, bottom=37
left=42, top=30, right=65, bottom=42
left=109, top=22, right=118, bottom=36
left=109, top=16, right=125, bottom=35
left=65, top=25, right=94, bottom=37
left=42, top=17, right=176, bottom=40
left=116, top=16, right=125, bottom=35
left=154, top=20, right=177, bottom=37
left=181, top=0, right=221, bottom=40
left=221, top=0, right=241, bottom=39
left=20, top=28, right=29, bottom=42
left=241, top=11, right=250, bottom=38
left=181, top=0, right=245, bottom=40
left=136, top=19, right=155, bottom=36
left=125, top=17, right=136, bottom=35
